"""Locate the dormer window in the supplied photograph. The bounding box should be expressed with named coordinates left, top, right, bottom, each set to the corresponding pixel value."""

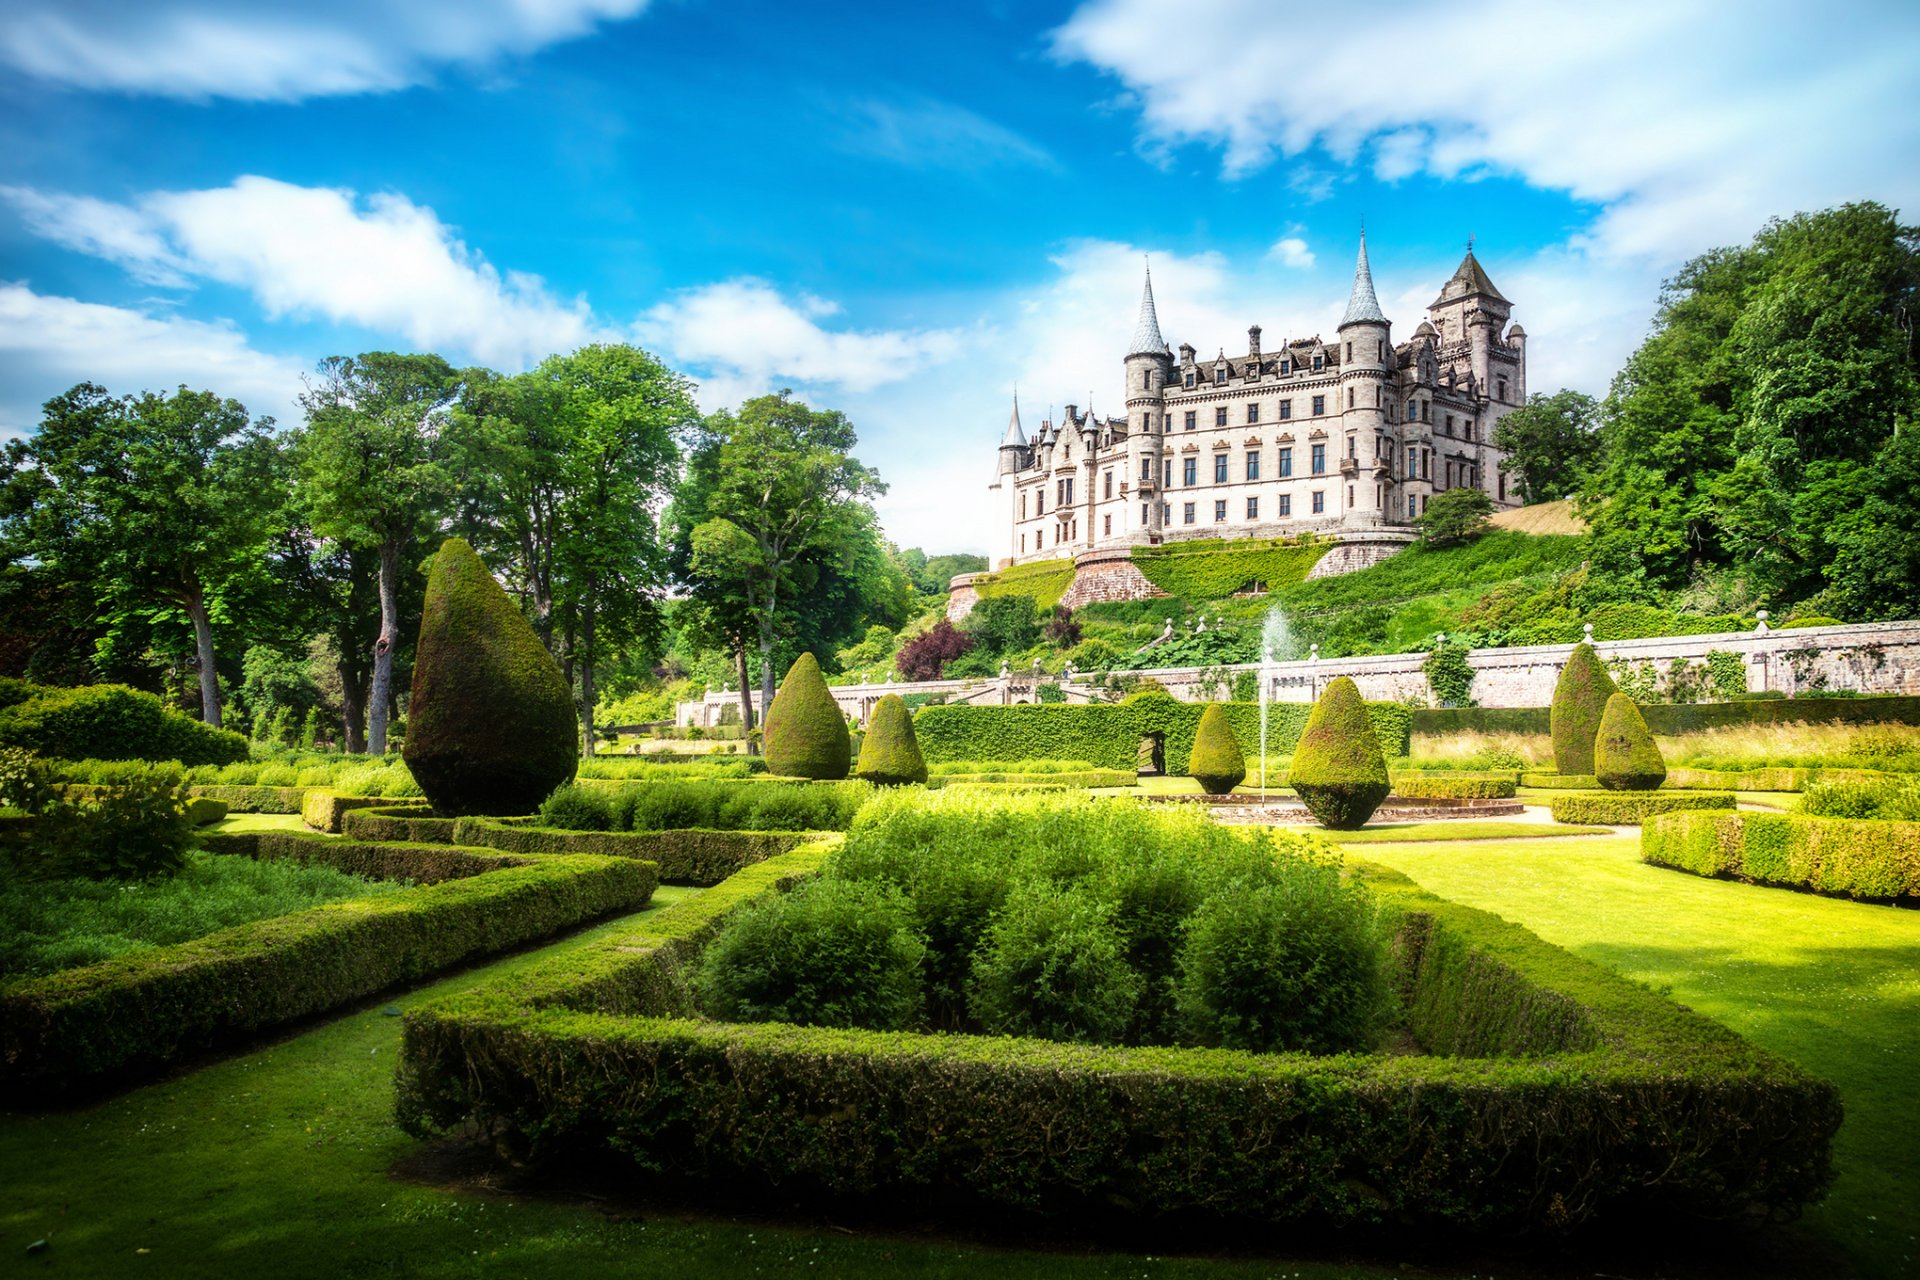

left=1312, top=354, right=1324, bottom=371
left=1215, top=366, right=1227, bottom=386
left=1184, top=371, right=1195, bottom=388
left=1279, top=359, right=1290, bottom=375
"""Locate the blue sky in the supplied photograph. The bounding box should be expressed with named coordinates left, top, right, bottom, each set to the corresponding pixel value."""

left=2, top=0, right=1916, bottom=553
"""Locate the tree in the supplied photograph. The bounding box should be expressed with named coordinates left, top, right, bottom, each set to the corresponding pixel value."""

left=0, top=383, right=282, bottom=727
left=896, top=618, right=973, bottom=680
left=679, top=392, right=886, bottom=717
left=963, top=595, right=1041, bottom=655
left=1412, top=487, right=1494, bottom=546
left=1492, top=390, right=1601, bottom=504
left=295, top=353, right=461, bottom=754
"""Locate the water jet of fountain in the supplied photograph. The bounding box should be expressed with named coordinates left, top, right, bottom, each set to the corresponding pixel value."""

left=1257, top=605, right=1294, bottom=800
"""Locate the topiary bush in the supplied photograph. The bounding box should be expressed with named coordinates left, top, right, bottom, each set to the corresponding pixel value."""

left=404, top=539, right=578, bottom=818
left=694, top=877, right=925, bottom=1030
left=1595, top=693, right=1666, bottom=791
left=967, top=880, right=1141, bottom=1044
left=1550, top=643, right=1618, bottom=776
left=762, top=653, right=851, bottom=780
left=538, top=784, right=615, bottom=831
left=1288, top=677, right=1392, bottom=830
left=1187, top=703, right=1247, bottom=795
left=855, top=693, right=927, bottom=786
left=12, top=772, right=196, bottom=882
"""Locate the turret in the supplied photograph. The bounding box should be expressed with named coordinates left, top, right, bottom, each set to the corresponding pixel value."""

left=1336, top=232, right=1391, bottom=525
left=996, top=393, right=1028, bottom=476
left=1124, top=264, right=1172, bottom=540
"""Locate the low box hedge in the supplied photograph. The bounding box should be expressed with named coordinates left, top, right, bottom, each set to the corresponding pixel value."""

left=1662, top=766, right=1896, bottom=793
left=201, top=828, right=545, bottom=884
left=185, top=797, right=229, bottom=825
left=395, top=845, right=1836, bottom=1233
left=0, top=837, right=657, bottom=1097
left=342, top=805, right=459, bottom=844
left=1642, top=810, right=1920, bottom=901
left=300, top=789, right=389, bottom=833
left=1522, top=772, right=1600, bottom=790
left=1416, top=695, right=1920, bottom=739
left=926, top=768, right=1135, bottom=789
left=1548, top=792, right=1735, bottom=825
left=1389, top=773, right=1517, bottom=800
left=453, top=816, right=812, bottom=886
left=187, top=784, right=307, bottom=814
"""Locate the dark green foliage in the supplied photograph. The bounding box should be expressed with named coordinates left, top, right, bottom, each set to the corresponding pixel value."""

left=453, top=817, right=807, bottom=886
left=1422, top=644, right=1476, bottom=707
left=1643, top=810, right=1920, bottom=901
left=0, top=746, right=61, bottom=816
left=696, top=878, right=925, bottom=1030
left=1550, top=643, right=1618, bottom=775
left=1549, top=792, right=1734, bottom=824
left=1288, top=677, right=1392, bottom=830
left=855, top=693, right=927, bottom=785
left=405, top=539, right=578, bottom=817
left=0, top=682, right=249, bottom=765
left=1174, top=864, right=1388, bottom=1054
left=1492, top=389, right=1602, bottom=504
left=762, top=653, right=851, bottom=780
left=539, top=784, right=615, bottom=831
left=963, top=594, right=1042, bottom=655
left=968, top=882, right=1139, bottom=1043
left=1129, top=538, right=1329, bottom=597
left=1186, top=703, right=1246, bottom=795
left=530, top=779, right=868, bottom=835
left=1413, top=487, right=1496, bottom=546
left=1595, top=693, right=1667, bottom=791
left=15, top=773, right=196, bottom=883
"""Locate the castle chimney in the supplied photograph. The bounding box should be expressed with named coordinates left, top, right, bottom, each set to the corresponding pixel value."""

left=1248, top=325, right=1262, bottom=358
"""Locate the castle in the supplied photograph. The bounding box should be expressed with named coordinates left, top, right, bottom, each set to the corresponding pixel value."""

left=987, top=235, right=1526, bottom=569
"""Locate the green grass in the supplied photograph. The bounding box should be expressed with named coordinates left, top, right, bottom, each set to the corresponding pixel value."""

left=0, top=849, right=410, bottom=979
left=1352, top=833, right=1920, bottom=1279
left=208, top=812, right=314, bottom=834
left=1326, top=820, right=1610, bottom=843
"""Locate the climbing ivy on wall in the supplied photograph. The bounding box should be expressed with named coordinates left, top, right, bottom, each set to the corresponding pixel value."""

left=971, top=558, right=1077, bottom=611
left=1131, top=538, right=1331, bottom=599
left=1421, top=645, right=1477, bottom=708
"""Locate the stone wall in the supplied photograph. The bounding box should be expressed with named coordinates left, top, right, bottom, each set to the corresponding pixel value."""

left=1303, top=529, right=1416, bottom=579
left=1058, top=547, right=1167, bottom=611
left=944, top=572, right=984, bottom=623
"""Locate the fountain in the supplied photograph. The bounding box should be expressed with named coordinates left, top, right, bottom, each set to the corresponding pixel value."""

left=1256, top=604, right=1295, bottom=799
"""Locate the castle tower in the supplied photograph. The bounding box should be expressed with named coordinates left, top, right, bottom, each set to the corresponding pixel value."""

left=986, top=393, right=1027, bottom=567
left=1124, top=264, right=1173, bottom=540
left=1336, top=232, right=1391, bottom=526
left=1426, top=241, right=1511, bottom=397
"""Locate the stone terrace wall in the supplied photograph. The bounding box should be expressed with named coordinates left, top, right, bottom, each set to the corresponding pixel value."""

left=1058, top=547, right=1166, bottom=611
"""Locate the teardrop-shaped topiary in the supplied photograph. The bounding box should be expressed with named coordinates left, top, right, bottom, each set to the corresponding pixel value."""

left=856, top=693, right=927, bottom=786
left=1288, top=677, right=1391, bottom=830
left=1550, top=642, right=1618, bottom=776
left=763, top=652, right=851, bottom=780
left=404, top=538, right=578, bottom=817
left=1595, top=692, right=1666, bottom=791
left=1188, top=703, right=1247, bottom=795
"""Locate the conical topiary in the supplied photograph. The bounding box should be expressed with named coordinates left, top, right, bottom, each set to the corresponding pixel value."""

left=1595, top=692, right=1666, bottom=791
left=1550, top=642, right=1618, bottom=776
left=763, top=653, right=851, bottom=780
left=404, top=538, right=578, bottom=817
left=856, top=693, right=927, bottom=786
left=1288, top=677, right=1391, bottom=830
left=1188, top=703, right=1246, bottom=795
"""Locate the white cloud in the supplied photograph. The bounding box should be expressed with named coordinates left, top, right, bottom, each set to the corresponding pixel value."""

left=4, top=176, right=603, bottom=369
left=1266, top=236, right=1314, bottom=270
left=0, top=282, right=304, bottom=435
left=0, top=0, right=649, bottom=101
left=834, top=97, right=1056, bottom=171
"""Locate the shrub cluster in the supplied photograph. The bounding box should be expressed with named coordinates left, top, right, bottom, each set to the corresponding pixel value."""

left=537, top=779, right=872, bottom=833
left=1522, top=772, right=1601, bottom=789
left=1549, top=792, right=1734, bottom=824
left=1414, top=694, right=1920, bottom=740
left=4, top=764, right=197, bottom=883
left=1594, top=693, right=1667, bottom=791
left=1801, top=773, right=1920, bottom=820
left=0, top=682, right=249, bottom=765
left=1643, top=810, right=1920, bottom=900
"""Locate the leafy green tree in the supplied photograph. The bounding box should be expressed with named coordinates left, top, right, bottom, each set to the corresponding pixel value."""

left=294, top=353, right=461, bottom=754
left=963, top=595, right=1041, bottom=655
left=901, top=549, right=987, bottom=596
left=0, top=384, right=282, bottom=727
left=1412, top=487, right=1494, bottom=547
left=1491, top=390, right=1601, bottom=504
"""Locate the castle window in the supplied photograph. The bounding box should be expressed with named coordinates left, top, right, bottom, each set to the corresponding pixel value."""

left=1164, top=460, right=1173, bottom=486
left=1499, top=473, right=1506, bottom=501
left=1279, top=494, right=1292, bottom=517
left=1311, top=490, right=1325, bottom=514
left=1498, top=376, right=1508, bottom=402
left=1020, top=493, right=1026, bottom=519
left=1313, top=354, right=1324, bottom=371
left=1347, top=435, right=1357, bottom=458
left=1406, top=444, right=1415, bottom=474
left=1036, top=529, right=1044, bottom=548
left=1445, top=414, right=1454, bottom=435
left=1020, top=533, right=1026, bottom=552
left=1183, top=458, right=1197, bottom=486
left=1247, top=403, right=1260, bottom=424
left=1408, top=495, right=1416, bottom=518
left=1184, top=371, right=1195, bottom=388
left=1037, top=492, right=1045, bottom=516
left=1183, top=502, right=1196, bottom=525
left=1213, top=453, right=1228, bottom=483
left=1348, top=485, right=1354, bottom=507
left=1214, top=406, right=1228, bottom=427
left=1064, top=444, right=1071, bottom=461
left=1279, top=399, right=1292, bottom=420
left=1103, top=470, right=1113, bottom=499
left=1377, top=341, right=1384, bottom=361
left=1246, top=450, right=1261, bottom=481
left=1246, top=496, right=1259, bottom=520
left=1280, top=359, right=1290, bottom=375
left=1423, top=495, right=1430, bottom=513
left=1279, top=447, right=1293, bottom=477
left=1103, top=513, right=1112, bottom=535
left=1141, top=502, right=1150, bottom=525
left=1347, top=388, right=1355, bottom=409
left=1311, top=443, right=1326, bottom=475
left=1345, top=342, right=1352, bottom=362
left=1057, top=476, right=1074, bottom=505
left=1408, top=400, right=1418, bottom=421
left=1161, top=503, right=1171, bottom=523
left=1214, top=500, right=1227, bottom=522
left=1311, top=395, right=1325, bottom=416
left=1184, top=410, right=1196, bottom=430
left=1215, top=366, right=1227, bottom=385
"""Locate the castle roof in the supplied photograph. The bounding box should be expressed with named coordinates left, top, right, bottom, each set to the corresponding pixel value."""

left=1338, top=231, right=1388, bottom=327
left=1127, top=264, right=1167, bottom=356
left=1430, top=245, right=1510, bottom=308
left=1000, top=394, right=1026, bottom=448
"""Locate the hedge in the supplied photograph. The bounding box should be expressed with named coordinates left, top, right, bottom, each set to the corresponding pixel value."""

left=1129, top=537, right=1329, bottom=598
left=394, top=846, right=1837, bottom=1232
left=200, top=828, right=536, bottom=884
left=926, top=769, right=1136, bottom=789
left=0, top=837, right=656, bottom=1097
left=1522, top=773, right=1600, bottom=790
left=1415, top=695, right=1920, bottom=739
left=453, top=816, right=811, bottom=886
left=341, top=805, right=460, bottom=844
left=1389, top=773, right=1517, bottom=800
left=969, top=558, right=1077, bottom=611
left=912, top=699, right=1412, bottom=774
left=1663, top=766, right=1897, bottom=793
left=300, top=789, right=389, bottom=833
left=1642, top=810, right=1920, bottom=901
left=1549, top=792, right=1735, bottom=824
left=186, top=784, right=306, bottom=814
left=0, top=681, right=250, bottom=765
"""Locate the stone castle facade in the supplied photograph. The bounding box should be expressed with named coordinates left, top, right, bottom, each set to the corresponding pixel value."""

left=987, top=235, right=1526, bottom=569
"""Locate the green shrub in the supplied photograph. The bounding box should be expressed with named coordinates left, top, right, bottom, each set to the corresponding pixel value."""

left=1643, top=810, right=1920, bottom=901
left=185, top=797, right=228, bottom=826
left=404, top=538, right=579, bottom=817
left=0, top=747, right=62, bottom=816
left=1522, top=772, right=1600, bottom=789
left=1595, top=693, right=1666, bottom=791
left=1550, top=643, right=1618, bottom=775
left=1187, top=703, right=1246, bottom=795
left=1288, top=677, right=1392, bottom=829
left=1130, top=537, right=1329, bottom=597
left=185, top=784, right=306, bottom=814
left=1390, top=773, right=1517, bottom=800
left=696, top=878, right=925, bottom=1030
left=969, top=557, right=1076, bottom=610
left=564, top=780, right=869, bottom=834
left=762, top=653, right=851, bottom=781
left=1174, top=860, right=1387, bottom=1054
left=0, top=682, right=249, bottom=765
left=855, top=694, right=927, bottom=786
left=1549, top=792, right=1734, bottom=824
left=454, top=818, right=806, bottom=886
left=299, top=790, right=387, bottom=834
left=341, top=805, right=458, bottom=844
left=968, top=880, right=1140, bottom=1044
left=1780, top=616, right=1843, bottom=629
left=539, top=784, right=615, bottom=831
left=1801, top=774, right=1920, bottom=821
left=1422, top=644, right=1476, bottom=708
left=16, top=773, right=197, bottom=883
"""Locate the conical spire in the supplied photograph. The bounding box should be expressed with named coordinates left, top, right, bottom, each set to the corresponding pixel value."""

left=1127, top=261, right=1166, bottom=356
left=1000, top=391, right=1026, bottom=447
left=1339, top=231, right=1387, bottom=328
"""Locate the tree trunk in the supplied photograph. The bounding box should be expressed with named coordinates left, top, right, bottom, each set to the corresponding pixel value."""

left=182, top=580, right=222, bottom=728
left=369, top=539, right=400, bottom=755
left=578, top=607, right=596, bottom=759
left=735, top=642, right=756, bottom=750
left=339, top=660, right=367, bottom=754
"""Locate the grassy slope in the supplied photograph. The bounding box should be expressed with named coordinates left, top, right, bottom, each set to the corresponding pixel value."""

left=1345, top=833, right=1920, bottom=1279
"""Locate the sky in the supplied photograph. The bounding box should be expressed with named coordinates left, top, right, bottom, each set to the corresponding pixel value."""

left=2, top=0, right=1916, bottom=555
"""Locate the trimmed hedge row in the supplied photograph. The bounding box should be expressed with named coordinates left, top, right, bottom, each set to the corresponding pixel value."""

left=342, top=805, right=459, bottom=844
left=186, top=784, right=307, bottom=814
left=1416, top=695, right=1920, bottom=739
left=0, top=837, right=657, bottom=1097
left=453, top=816, right=811, bottom=886
left=1642, top=810, right=1920, bottom=901
left=912, top=698, right=1413, bottom=773
left=394, top=847, right=1838, bottom=1232
left=0, top=680, right=250, bottom=765
left=300, top=789, right=390, bottom=834
left=1663, top=766, right=1897, bottom=793
left=1549, top=792, right=1735, bottom=825
left=1129, top=537, right=1329, bottom=598
left=1522, top=773, right=1600, bottom=790
left=1389, top=773, right=1517, bottom=800
left=926, top=769, right=1136, bottom=789
left=200, top=829, right=535, bottom=883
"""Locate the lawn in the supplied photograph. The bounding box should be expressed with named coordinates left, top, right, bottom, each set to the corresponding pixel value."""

left=1342, top=832, right=1920, bottom=1279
